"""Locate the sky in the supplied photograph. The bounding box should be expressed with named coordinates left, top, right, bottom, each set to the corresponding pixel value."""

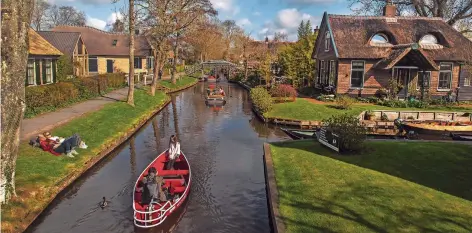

left=46, top=0, right=354, bottom=41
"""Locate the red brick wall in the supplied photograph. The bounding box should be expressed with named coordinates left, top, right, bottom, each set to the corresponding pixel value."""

left=336, top=59, right=460, bottom=97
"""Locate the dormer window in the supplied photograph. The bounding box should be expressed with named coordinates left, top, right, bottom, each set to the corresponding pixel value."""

left=325, top=32, right=330, bottom=51
left=419, top=34, right=438, bottom=45
left=371, top=34, right=389, bottom=43
left=112, top=39, right=118, bottom=46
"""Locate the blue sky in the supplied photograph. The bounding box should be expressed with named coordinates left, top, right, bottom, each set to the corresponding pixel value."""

left=47, top=0, right=353, bottom=41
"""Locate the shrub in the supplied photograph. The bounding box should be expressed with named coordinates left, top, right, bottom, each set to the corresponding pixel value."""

left=375, top=88, right=388, bottom=99
left=316, top=94, right=335, bottom=102
left=270, top=84, right=297, bottom=100
left=57, top=55, right=74, bottom=81
left=324, top=113, right=367, bottom=153
left=335, top=95, right=355, bottom=109
left=250, top=87, right=273, bottom=113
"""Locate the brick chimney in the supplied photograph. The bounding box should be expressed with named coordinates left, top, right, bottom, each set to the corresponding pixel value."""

left=383, top=0, right=397, bottom=17
left=314, top=26, right=319, bottom=35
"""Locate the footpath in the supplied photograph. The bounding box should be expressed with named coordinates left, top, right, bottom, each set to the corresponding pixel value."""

left=21, top=72, right=184, bottom=141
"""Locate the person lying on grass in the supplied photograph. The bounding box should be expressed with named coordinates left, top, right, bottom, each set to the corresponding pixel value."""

left=37, top=132, right=83, bottom=158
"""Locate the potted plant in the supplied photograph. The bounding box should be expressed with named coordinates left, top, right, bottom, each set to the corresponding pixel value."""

left=365, top=110, right=376, bottom=121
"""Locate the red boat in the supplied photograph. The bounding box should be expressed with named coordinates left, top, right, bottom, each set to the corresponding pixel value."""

left=133, top=150, right=191, bottom=228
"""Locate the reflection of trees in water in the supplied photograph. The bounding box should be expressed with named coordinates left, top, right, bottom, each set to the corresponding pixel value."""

left=152, top=118, right=160, bottom=150
left=171, top=95, right=180, bottom=139
left=129, top=136, right=137, bottom=177
left=249, top=116, right=271, bottom=138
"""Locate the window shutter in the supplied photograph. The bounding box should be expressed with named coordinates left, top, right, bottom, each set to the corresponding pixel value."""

left=52, top=60, right=57, bottom=83
left=42, top=60, right=47, bottom=85
left=35, top=60, right=41, bottom=85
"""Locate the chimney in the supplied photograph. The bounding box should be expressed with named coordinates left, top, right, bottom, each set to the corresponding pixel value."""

left=314, top=26, right=319, bottom=34
left=383, top=0, right=397, bottom=17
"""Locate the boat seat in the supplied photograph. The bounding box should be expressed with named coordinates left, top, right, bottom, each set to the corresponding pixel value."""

left=163, top=178, right=185, bottom=188
left=170, top=186, right=186, bottom=195
left=159, top=169, right=189, bottom=176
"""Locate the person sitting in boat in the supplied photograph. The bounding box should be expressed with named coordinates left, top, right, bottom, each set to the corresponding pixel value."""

left=218, top=86, right=225, bottom=96
left=167, top=135, right=180, bottom=170
left=141, top=167, right=167, bottom=204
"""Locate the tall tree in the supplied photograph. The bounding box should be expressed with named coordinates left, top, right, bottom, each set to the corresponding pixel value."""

left=1, top=0, right=34, bottom=203
left=297, top=20, right=306, bottom=39
left=304, top=20, right=312, bottom=38
left=349, top=0, right=472, bottom=33
left=110, top=19, right=125, bottom=33
left=45, top=5, right=86, bottom=29
left=31, top=0, right=50, bottom=31
left=127, top=0, right=135, bottom=106
left=221, top=20, right=238, bottom=60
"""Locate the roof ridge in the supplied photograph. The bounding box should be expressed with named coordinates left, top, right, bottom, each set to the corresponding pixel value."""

left=54, top=25, right=128, bottom=35
left=328, top=14, right=444, bottom=21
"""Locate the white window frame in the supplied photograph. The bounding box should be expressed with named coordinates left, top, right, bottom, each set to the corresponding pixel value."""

left=147, top=56, right=154, bottom=69
left=350, top=60, right=365, bottom=88
left=437, top=62, right=453, bottom=91
left=325, top=32, right=331, bottom=52
left=329, top=60, right=336, bottom=85
left=416, top=71, right=431, bottom=90
left=27, top=59, right=36, bottom=86
left=44, top=59, right=53, bottom=84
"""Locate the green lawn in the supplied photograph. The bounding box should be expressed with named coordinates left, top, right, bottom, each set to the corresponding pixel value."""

left=270, top=140, right=472, bottom=233
left=159, top=75, right=197, bottom=90
left=2, top=89, right=168, bottom=233
left=265, top=98, right=471, bottom=121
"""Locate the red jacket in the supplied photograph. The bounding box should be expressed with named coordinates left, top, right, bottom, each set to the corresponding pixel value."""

left=40, top=140, right=61, bottom=156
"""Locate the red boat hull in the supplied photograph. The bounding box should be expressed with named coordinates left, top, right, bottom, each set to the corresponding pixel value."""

left=133, top=150, right=191, bottom=228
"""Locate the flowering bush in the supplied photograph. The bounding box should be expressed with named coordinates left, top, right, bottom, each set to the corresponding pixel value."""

left=270, top=84, right=297, bottom=98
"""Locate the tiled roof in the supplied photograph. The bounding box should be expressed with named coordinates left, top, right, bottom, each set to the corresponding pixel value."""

left=51, top=25, right=152, bottom=56
left=38, top=31, right=81, bottom=56
left=327, top=14, right=472, bottom=61
left=28, top=28, right=63, bottom=56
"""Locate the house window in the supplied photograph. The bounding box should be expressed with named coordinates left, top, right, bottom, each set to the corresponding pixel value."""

left=147, top=56, right=154, bottom=69
left=112, top=39, right=118, bottom=46
left=134, top=57, right=142, bottom=69
left=320, top=60, right=325, bottom=84
left=419, top=34, right=438, bottom=45
left=438, top=63, right=453, bottom=90
left=371, top=33, right=389, bottom=44
left=324, top=60, right=329, bottom=84
left=350, top=61, right=365, bottom=88
left=325, top=32, right=330, bottom=51
left=45, top=59, right=53, bottom=84
left=417, top=71, right=431, bottom=90
left=27, top=59, right=36, bottom=86
left=329, top=60, right=336, bottom=85
left=464, top=76, right=470, bottom=86
left=89, top=56, right=98, bottom=72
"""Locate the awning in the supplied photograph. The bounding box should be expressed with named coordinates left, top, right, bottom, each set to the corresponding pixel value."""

left=374, top=45, right=439, bottom=71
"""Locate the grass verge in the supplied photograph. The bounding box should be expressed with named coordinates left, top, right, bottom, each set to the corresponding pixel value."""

left=1, top=89, right=169, bottom=233
left=265, top=98, right=472, bottom=121
left=159, top=76, right=197, bottom=91
left=269, top=140, right=472, bottom=233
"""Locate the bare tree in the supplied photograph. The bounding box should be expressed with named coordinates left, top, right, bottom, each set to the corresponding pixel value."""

left=1, top=0, right=35, bottom=203
left=221, top=20, right=238, bottom=60
left=185, top=17, right=225, bottom=63
left=45, top=5, right=86, bottom=29
left=348, top=0, right=472, bottom=33
left=109, top=19, right=125, bottom=33
left=31, top=0, right=50, bottom=31
left=274, top=32, right=288, bottom=42
left=127, top=0, right=135, bottom=106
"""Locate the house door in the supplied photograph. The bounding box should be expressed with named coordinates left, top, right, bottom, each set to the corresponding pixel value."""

left=106, top=60, right=113, bottom=73
left=395, top=68, right=411, bottom=99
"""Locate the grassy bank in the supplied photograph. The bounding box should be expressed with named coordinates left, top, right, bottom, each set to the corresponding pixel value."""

left=1, top=89, right=168, bottom=233
left=265, top=98, right=471, bottom=121
left=159, top=76, right=196, bottom=90
left=270, top=140, right=472, bottom=233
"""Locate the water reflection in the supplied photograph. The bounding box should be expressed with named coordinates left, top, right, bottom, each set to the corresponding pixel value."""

left=27, top=82, right=290, bottom=233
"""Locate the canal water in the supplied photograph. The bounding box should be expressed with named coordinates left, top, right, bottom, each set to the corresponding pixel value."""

left=26, top=82, right=290, bottom=233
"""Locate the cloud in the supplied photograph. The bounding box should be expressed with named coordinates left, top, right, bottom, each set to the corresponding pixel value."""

left=107, top=12, right=123, bottom=25
left=253, top=11, right=261, bottom=16
left=236, top=18, right=252, bottom=28
left=86, top=16, right=107, bottom=30
left=257, top=8, right=319, bottom=41
left=210, top=0, right=240, bottom=16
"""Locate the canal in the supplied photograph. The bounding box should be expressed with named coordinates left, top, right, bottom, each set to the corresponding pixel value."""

left=26, top=82, right=290, bottom=233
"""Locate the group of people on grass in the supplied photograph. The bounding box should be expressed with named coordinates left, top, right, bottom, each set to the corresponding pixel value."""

left=30, top=132, right=86, bottom=158
left=137, top=135, right=181, bottom=205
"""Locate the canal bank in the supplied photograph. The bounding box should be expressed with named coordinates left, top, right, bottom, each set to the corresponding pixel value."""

left=2, top=79, right=198, bottom=233
left=20, top=82, right=290, bottom=233
left=266, top=140, right=472, bottom=233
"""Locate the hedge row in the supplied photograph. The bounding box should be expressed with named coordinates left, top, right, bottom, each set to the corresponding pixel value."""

left=25, top=73, right=126, bottom=118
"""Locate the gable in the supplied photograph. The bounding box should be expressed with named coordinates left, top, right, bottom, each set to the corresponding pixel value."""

left=312, top=12, right=338, bottom=60
left=28, top=29, right=63, bottom=56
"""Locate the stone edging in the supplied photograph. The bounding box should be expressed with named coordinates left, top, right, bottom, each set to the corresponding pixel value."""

left=263, top=143, right=286, bottom=233
left=166, top=79, right=199, bottom=94
left=21, top=97, right=171, bottom=233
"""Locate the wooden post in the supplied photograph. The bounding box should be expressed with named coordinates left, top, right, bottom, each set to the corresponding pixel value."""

left=452, top=113, right=455, bottom=121
left=434, top=112, right=436, bottom=120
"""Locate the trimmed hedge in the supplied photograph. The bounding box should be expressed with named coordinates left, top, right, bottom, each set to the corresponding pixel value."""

left=25, top=73, right=126, bottom=118
left=250, top=87, right=273, bottom=114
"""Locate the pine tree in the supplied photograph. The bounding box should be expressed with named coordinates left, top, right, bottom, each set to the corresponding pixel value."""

left=304, top=20, right=313, bottom=37
left=297, top=20, right=306, bottom=40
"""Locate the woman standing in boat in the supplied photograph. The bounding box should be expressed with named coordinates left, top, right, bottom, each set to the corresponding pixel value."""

left=167, top=135, right=180, bottom=170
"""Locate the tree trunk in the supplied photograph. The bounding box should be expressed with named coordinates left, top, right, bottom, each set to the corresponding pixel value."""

left=1, top=0, right=34, bottom=203
left=127, top=0, right=135, bottom=106
left=150, top=49, right=159, bottom=96
left=171, top=34, right=179, bottom=84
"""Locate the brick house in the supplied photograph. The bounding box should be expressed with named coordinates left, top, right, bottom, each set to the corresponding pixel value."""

left=312, top=2, right=472, bottom=100
left=26, top=28, right=63, bottom=86
left=52, top=26, right=154, bottom=75
left=38, top=31, right=89, bottom=77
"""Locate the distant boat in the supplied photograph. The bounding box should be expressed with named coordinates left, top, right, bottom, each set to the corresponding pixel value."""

left=133, top=150, right=191, bottom=228
left=205, top=94, right=226, bottom=106
left=450, top=133, right=472, bottom=141
left=281, top=128, right=317, bottom=140
left=402, top=121, right=472, bottom=135
left=207, top=76, right=217, bottom=83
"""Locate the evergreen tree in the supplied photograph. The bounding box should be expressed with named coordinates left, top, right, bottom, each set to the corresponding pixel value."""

left=297, top=20, right=306, bottom=40
left=304, top=20, right=313, bottom=37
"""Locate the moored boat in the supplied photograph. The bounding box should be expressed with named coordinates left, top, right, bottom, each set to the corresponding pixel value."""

left=402, top=121, right=472, bottom=135
left=450, top=133, right=472, bottom=141
left=281, top=128, right=317, bottom=140
left=133, top=150, right=191, bottom=228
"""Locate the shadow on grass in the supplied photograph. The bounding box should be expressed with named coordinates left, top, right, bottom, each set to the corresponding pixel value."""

left=271, top=140, right=472, bottom=201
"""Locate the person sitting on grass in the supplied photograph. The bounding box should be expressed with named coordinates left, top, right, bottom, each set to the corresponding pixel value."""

left=40, top=132, right=81, bottom=158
